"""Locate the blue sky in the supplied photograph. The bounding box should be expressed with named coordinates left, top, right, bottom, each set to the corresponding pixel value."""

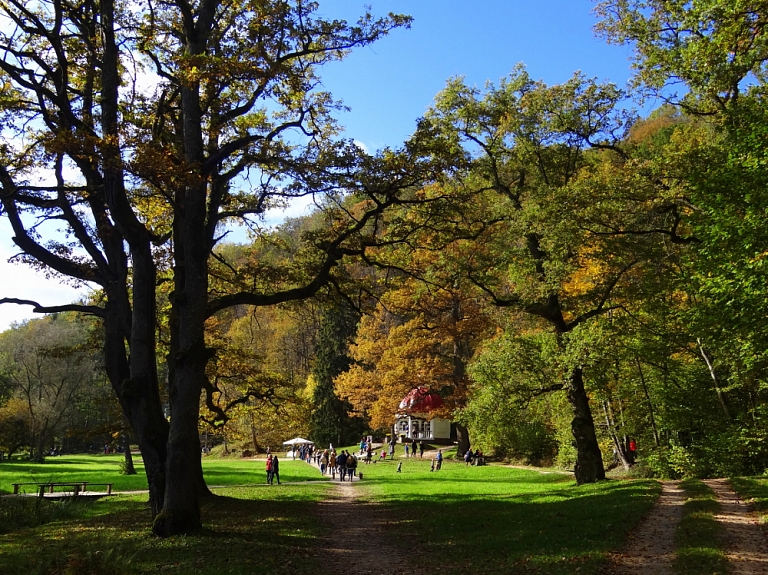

left=317, top=0, right=637, bottom=151
left=0, top=1, right=639, bottom=330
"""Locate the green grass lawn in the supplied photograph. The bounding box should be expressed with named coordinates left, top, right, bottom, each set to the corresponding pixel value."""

left=0, top=453, right=326, bottom=494
left=0, top=485, right=331, bottom=575
left=354, top=456, right=658, bottom=574
left=0, top=453, right=660, bottom=575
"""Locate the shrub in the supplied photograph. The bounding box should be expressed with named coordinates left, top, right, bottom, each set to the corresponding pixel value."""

left=0, top=496, right=87, bottom=534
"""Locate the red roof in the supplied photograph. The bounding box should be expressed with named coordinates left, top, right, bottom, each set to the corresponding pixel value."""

left=398, top=386, right=444, bottom=413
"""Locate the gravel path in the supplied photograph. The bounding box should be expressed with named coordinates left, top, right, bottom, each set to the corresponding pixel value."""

left=704, top=478, right=768, bottom=575
left=610, top=481, right=685, bottom=575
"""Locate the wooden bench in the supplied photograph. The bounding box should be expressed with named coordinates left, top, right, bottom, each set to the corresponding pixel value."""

left=12, top=482, right=114, bottom=497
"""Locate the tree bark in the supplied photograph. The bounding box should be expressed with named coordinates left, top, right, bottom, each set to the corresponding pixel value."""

left=34, top=420, right=48, bottom=464
left=567, top=367, right=605, bottom=484
left=153, top=67, right=211, bottom=533
left=455, top=422, right=470, bottom=455
left=122, top=432, right=136, bottom=475
left=99, top=0, right=172, bottom=518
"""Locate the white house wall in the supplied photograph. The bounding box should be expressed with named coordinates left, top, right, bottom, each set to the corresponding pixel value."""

left=395, top=414, right=451, bottom=441
left=432, top=418, right=451, bottom=439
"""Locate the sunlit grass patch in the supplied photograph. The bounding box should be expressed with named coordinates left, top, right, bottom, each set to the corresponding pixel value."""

left=354, top=457, right=658, bottom=574
left=0, top=454, right=326, bottom=496
left=0, top=453, right=661, bottom=574
left=730, top=476, right=768, bottom=523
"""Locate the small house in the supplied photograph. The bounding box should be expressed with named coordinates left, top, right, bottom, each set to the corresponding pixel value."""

left=395, top=387, right=452, bottom=444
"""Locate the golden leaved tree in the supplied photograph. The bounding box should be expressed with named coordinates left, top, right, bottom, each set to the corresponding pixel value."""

left=336, top=278, right=490, bottom=452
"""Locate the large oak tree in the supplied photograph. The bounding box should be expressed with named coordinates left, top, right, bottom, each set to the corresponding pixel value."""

left=0, top=0, right=431, bottom=535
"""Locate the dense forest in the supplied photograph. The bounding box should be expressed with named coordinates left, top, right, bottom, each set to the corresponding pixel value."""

left=1, top=0, right=768, bottom=533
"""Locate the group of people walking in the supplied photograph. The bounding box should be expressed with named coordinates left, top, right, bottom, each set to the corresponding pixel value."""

left=262, top=438, right=473, bottom=484
left=292, top=442, right=315, bottom=462
left=317, top=448, right=358, bottom=480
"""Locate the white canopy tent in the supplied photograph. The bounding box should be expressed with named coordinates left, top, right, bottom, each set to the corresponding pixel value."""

left=282, top=437, right=313, bottom=446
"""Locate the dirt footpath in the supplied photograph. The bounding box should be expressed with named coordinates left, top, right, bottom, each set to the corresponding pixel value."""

left=610, top=478, right=768, bottom=575
left=609, top=481, right=685, bottom=575
left=315, top=482, right=429, bottom=575
left=704, top=479, right=768, bottom=575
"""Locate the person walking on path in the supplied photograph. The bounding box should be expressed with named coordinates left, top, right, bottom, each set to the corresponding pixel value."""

left=419, top=441, right=424, bottom=458
left=338, top=450, right=348, bottom=481
left=347, top=453, right=357, bottom=477
left=330, top=451, right=337, bottom=479
left=270, top=455, right=281, bottom=484
left=266, top=454, right=274, bottom=483
left=411, top=439, right=417, bottom=457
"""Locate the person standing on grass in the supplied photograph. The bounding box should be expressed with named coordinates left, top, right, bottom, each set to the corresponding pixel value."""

left=404, top=443, right=409, bottom=457
left=436, top=449, right=443, bottom=470
left=411, top=438, right=417, bottom=457
left=266, top=454, right=273, bottom=483
left=271, top=455, right=281, bottom=484
left=388, top=442, right=394, bottom=459
left=464, top=449, right=473, bottom=466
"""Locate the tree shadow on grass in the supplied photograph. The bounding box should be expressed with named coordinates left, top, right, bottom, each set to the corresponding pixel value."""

left=382, top=480, right=659, bottom=575
left=0, top=493, right=324, bottom=575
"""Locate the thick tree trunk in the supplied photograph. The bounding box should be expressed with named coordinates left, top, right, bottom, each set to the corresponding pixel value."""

left=153, top=391, right=204, bottom=536
left=455, top=423, right=470, bottom=455
left=153, top=113, right=211, bottom=536
left=100, top=0, right=170, bottom=519
left=567, top=367, right=605, bottom=484
left=104, top=297, right=169, bottom=517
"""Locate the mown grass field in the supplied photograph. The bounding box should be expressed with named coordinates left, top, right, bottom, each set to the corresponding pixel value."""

left=353, top=454, right=658, bottom=574
left=0, top=452, right=660, bottom=575
left=0, top=452, right=324, bottom=494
